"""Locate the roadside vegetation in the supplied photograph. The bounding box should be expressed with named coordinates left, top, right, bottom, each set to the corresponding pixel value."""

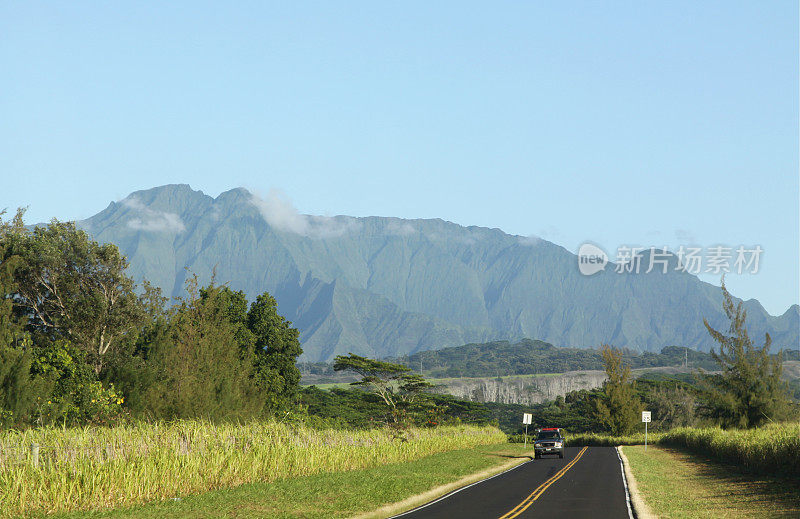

left=0, top=420, right=505, bottom=517
left=622, top=445, right=800, bottom=518
left=48, top=443, right=527, bottom=519
left=659, top=423, right=800, bottom=478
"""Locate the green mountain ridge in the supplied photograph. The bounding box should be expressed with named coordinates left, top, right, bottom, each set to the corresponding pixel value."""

left=78, top=184, right=799, bottom=362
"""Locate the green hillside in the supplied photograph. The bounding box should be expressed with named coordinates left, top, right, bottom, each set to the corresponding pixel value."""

left=392, top=339, right=721, bottom=377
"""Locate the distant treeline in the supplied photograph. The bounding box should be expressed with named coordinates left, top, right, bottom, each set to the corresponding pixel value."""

left=397, top=339, right=726, bottom=377
left=299, top=375, right=703, bottom=435
left=300, top=339, right=798, bottom=381
left=300, top=340, right=722, bottom=379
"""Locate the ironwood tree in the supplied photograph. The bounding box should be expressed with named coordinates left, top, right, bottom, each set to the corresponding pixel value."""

left=700, top=280, right=789, bottom=428
left=595, top=344, right=641, bottom=435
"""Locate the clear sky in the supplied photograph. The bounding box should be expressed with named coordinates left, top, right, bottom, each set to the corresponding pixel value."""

left=1, top=2, right=798, bottom=315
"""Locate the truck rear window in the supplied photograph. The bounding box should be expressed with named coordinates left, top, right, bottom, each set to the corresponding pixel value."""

left=536, top=431, right=560, bottom=440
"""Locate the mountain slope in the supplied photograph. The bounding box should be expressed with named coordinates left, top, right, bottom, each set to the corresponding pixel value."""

left=79, top=185, right=799, bottom=361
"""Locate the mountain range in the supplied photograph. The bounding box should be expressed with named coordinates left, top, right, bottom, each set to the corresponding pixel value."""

left=78, top=185, right=798, bottom=362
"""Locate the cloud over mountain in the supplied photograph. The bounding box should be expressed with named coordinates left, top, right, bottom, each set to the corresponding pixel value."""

left=122, top=197, right=185, bottom=233
left=249, top=189, right=360, bottom=238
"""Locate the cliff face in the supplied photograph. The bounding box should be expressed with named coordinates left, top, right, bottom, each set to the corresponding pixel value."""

left=438, top=365, right=740, bottom=404
left=440, top=371, right=608, bottom=405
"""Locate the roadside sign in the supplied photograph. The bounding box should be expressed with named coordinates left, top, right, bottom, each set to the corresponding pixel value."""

left=642, top=411, right=651, bottom=451
left=522, top=413, right=533, bottom=449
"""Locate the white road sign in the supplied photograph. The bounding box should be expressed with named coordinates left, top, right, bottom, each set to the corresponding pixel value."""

left=642, top=411, right=651, bottom=423
left=523, top=413, right=532, bottom=425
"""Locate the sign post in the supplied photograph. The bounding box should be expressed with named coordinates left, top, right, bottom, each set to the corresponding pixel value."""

left=522, top=413, right=532, bottom=448
left=642, top=411, right=651, bottom=451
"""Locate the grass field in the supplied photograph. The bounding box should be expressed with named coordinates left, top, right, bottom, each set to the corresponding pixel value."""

left=658, top=422, right=800, bottom=477
left=622, top=445, right=800, bottom=518
left=0, top=420, right=506, bottom=518
left=47, top=443, right=528, bottom=519
left=553, top=422, right=800, bottom=479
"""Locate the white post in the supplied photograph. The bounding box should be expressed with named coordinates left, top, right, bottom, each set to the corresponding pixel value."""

left=524, top=424, right=528, bottom=448
left=31, top=443, right=39, bottom=468
left=645, top=421, right=648, bottom=451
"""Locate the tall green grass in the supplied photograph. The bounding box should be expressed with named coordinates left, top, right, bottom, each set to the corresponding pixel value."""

left=659, top=422, right=800, bottom=477
left=0, top=420, right=505, bottom=518
left=507, top=431, right=663, bottom=446
left=566, top=431, right=664, bottom=447
left=511, top=423, right=800, bottom=478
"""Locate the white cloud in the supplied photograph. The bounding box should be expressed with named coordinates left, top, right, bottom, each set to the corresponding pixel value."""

left=249, top=189, right=360, bottom=238
left=387, top=220, right=416, bottom=236
left=517, top=235, right=542, bottom=246
left=122, top=197, right=186, bottom=233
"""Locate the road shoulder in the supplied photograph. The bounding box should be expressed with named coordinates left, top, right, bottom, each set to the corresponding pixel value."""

left=617, top=446, right=656, bottom=519
left=621, top=445, right=800, bottom=518
left=354, top=453, right=530, bottom=519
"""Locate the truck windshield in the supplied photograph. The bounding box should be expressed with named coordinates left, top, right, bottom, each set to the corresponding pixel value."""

left=536, top=431, right=560, bottom=440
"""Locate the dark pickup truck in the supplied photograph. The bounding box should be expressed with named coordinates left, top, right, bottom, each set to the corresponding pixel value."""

left=533, top=428, right=565, bottom=459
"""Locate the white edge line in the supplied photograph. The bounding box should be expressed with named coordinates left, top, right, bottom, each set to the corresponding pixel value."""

left=616, top=446, right=635, bottom=519
left=388, top=458, right=532, bottom=518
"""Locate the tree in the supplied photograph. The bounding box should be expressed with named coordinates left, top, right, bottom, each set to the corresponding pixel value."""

left=0, top=209, right=28, bottom=348
left=143, top=277, right=263, bottom=421
left=333, top=353, right=434, bottom=426
left=247, top=292, right=303, bottom=413
left=99, top=281, right=169, bottom=418
left=0, top=209, right=50, bottom=428
left=644, top=383, right=696, bottom=430
left=699, top=280, right=789, bottom=428
left=7, top=219, right=145, bottom=374
left=595, top=344, right=641, bottom=435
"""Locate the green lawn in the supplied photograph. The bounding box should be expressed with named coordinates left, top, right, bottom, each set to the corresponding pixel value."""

left=622, top=445, right=800, bottom=518
left=48, top=443, right=531, bottom=519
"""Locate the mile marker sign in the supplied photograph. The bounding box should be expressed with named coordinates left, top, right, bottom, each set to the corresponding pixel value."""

left=522, top=413, right=532, bottom=448
left=642, top=411, right=651, bottom=450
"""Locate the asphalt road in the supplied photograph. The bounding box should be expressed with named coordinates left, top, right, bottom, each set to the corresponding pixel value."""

left=393, top=447, right=633, bottom=519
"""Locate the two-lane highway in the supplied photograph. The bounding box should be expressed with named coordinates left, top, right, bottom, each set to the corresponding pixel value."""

left=393, top=447, right=633, bottom=519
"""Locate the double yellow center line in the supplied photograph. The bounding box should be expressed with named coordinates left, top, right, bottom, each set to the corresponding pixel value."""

left=498, top=446, right=589, bottom=519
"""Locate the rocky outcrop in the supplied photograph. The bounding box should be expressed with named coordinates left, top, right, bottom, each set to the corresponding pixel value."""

left=440, top=370, right=608, bottom=405
left=437, top=366, right=735, bottom=405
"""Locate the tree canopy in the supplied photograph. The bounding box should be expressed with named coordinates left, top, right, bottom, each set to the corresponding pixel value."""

left=594, top=344, right=641, bottom=435
left=699, top=280, right=789, bottom=428
left=333, top=353, right=434, bottom=426
left=0, top=211, right=304, bottom=428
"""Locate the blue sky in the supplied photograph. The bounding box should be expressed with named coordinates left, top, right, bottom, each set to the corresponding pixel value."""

left=1, top=2, right=798, bottom=315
